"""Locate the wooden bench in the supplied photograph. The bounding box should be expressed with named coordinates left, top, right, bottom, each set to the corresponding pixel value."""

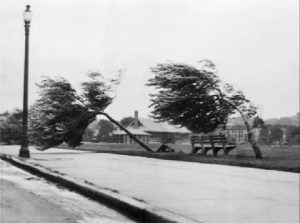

left=190, top=134, right=236, bottom=156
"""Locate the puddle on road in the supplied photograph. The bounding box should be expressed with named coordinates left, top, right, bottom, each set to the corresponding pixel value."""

left=0, top=160, right=135, bottom=223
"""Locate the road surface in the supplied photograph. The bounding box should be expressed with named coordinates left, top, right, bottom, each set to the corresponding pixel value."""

left=1, top=146, right=299, bottom=223
left=0, top=159, right=134, bottom=223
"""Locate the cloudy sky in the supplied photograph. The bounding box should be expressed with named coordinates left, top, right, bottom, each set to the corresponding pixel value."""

left=0, top=0, right=299, bottom=120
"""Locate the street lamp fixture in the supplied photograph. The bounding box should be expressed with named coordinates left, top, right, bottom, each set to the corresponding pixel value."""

left=19, top=5, right=32, bottom=158
left=23, top=5, right=32, bottom=23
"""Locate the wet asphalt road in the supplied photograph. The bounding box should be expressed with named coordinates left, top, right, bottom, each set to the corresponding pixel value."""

left=0, top=159, right=135, bottom=223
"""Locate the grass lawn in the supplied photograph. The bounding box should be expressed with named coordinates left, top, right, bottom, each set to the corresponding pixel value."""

left=60, top=142, right=300, bottom=173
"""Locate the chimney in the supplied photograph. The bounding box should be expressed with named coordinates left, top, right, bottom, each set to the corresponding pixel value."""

left=134, top=110, right=139, bottom=128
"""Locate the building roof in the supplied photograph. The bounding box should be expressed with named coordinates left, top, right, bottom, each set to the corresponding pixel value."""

left=113, top=128, right=151, bottom=136
left=131, top=118, right=191, bottom=134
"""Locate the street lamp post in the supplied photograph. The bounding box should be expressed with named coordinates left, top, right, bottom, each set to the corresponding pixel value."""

left=19, top=5, right=32, bottom=158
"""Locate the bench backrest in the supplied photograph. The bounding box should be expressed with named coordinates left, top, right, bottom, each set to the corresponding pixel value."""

left=190, top=134, right=228, bottom=144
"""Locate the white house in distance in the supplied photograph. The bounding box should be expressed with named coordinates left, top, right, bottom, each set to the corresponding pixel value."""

left=113, top=111, right=191, bottom=144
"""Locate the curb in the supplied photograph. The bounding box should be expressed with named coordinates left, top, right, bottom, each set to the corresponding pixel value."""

left=0, top=154, right=201, bottom=223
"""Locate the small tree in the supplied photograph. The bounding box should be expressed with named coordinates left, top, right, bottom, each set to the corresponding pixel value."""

left=269, top=125, right=283, bottom=144
left=83, top=120, right=99, bottom=141
left=83, top=127, right=96, bottom=141
left=258, top=125, right=271, bottom=145
left=290, top=126, right=300, bottom=144
left=147, top=60, right=263, bottom=158
left=0, top=109, right=23, bottom=144
left=97, top=119, right=116, bottom=141
left=120, top=116, right=135, bottom=128
left=286, top=126, right=300, bottom=144
left=30, top=72, right=152, bottom=152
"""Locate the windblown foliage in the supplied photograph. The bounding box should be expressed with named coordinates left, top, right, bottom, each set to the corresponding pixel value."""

left=147, top=61, right=231, bottom=133
left=29, top=72, right=153, bottom=152
left=29, top=73, right=116, bottom=150
left=147, top=60, right=263, bottom=158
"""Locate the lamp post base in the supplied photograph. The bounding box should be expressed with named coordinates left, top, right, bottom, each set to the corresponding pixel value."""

left=19, top=147, right=30, bottom=158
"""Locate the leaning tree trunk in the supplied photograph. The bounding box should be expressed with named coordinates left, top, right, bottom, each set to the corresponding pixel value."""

left=212, top=88, right=263, bottom=159
left=99, top=112, right=153, bottom=152
left=236, top=109, right=263, bottom=159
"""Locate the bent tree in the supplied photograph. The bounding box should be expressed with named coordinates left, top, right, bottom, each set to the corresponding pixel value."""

left=29, top=72, right=152, bottom=152
left=147, top=60, right=263, bottom=159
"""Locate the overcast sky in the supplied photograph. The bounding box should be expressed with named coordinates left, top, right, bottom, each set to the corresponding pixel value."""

left=0, top=0, right=299, bottom=120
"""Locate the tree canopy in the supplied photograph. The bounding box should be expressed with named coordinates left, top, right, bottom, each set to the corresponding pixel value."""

left=269, top=125, right=284, bottom=143
left=147, top=60, right=263, bottom=158
left=29, top=72, right=153, bottom=152
left=148, top=60, right=245, bottom=133
left=29, top=72, right=119, bottom=150
left=0, top=109, right=23, bottom=144
left=97, top=119, right=116, bottom=141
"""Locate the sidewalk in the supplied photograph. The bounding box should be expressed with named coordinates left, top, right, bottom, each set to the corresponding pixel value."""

left=1, top=145, right=299, bottom=223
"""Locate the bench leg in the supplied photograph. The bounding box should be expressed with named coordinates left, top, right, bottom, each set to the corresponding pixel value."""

left=192, top=147, right=199, bottom=154
left=201, top=148, right=208, bottom=155
left=224, top=147, right=236, bottom=155
left=224, top=149, right=229, bottom=155
left=213, top=148, right=222, bottom=156
left=213, top=148, right=217, bottom=156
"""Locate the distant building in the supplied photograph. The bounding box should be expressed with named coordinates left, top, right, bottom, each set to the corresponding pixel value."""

left=113, top=128, right=151, bottom=144
left=113, top=111, right=191, bottom=144
left=214, top=124, right=260, bottom=144
left=213, top=117, right=260, bottom=144
left=225, top=125, right=248, bottom=144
